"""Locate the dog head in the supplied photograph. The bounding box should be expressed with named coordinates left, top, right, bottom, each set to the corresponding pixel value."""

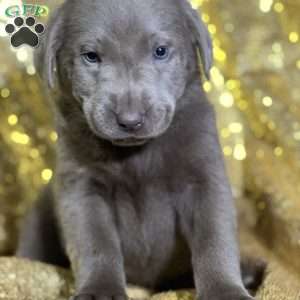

left=37, top=0, right=212, bottom=146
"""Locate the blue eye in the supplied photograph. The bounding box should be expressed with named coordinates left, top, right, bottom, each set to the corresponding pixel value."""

left=153, top=46, right=169, bottom=60
left=82, top=52, right=101, bottom=63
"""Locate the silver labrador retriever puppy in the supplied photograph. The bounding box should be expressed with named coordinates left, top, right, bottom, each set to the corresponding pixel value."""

left=17, top=0, right=257, bottom=299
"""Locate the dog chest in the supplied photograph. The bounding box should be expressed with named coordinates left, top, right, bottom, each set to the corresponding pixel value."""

left=111, top=182, right=190, bottom=287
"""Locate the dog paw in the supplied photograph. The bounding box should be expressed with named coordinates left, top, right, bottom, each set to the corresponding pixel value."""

left=5, top=16, right=45, bottom=48
left=201, top=286, right=254, bottom=300
left=231, top=296, right=254, bottom=300
left=71, top=293, right=127, bottom=300
left=71, top=295, right=93, bottom=300
left=221, top=294, right=254, bottom=300
left=202, top=296, right=253, bottom=300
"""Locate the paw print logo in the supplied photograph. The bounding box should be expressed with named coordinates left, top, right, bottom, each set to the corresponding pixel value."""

left=5, top=16, right=45, bottom=48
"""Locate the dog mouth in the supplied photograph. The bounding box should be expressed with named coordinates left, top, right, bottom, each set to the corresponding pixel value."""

left=112, top=138, right=148, bottom=147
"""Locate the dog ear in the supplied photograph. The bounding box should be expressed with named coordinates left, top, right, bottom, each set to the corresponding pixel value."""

left=35, top=8, right=64, bottom=89
left=181, top=1, right=213, bottom=79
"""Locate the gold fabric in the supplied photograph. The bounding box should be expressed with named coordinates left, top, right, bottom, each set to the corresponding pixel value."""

left=0, top=0, right=300, bottom=298
left=0, top=228, right=300, bottom=300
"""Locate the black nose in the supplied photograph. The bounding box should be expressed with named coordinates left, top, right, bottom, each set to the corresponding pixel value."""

left=117, top=112, right=144, bottom=131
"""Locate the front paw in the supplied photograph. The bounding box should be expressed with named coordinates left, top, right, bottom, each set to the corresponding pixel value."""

left=202, top=287, right=254, bottom=300
left=71, top=293, right=127, bottom=300
left=204, top=295, right=254, bottom=300
left=212, top=296, right=254, bottom=300
left=226, top=291, right=254, bottom=300
left=216, top=293, right=254, bottom=300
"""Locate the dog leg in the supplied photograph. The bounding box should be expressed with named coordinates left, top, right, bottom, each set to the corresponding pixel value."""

left=177, top=130, right=254, bottom=300
left=180, top=182, right=253, bottom=300
left=55, top=178, right=127, bottom=300
left=16, top=184, right=69, bottom=267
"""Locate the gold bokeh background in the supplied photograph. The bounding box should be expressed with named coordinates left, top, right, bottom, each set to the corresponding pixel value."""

left=0, top=0, right=300, bottom=298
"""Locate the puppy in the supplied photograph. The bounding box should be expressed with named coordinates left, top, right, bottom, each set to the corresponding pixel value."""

left=17, top=1, right=255, bottom=299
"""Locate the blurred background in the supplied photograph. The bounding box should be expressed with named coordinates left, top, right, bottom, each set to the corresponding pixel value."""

left=0, top=0, right=300, bottom=296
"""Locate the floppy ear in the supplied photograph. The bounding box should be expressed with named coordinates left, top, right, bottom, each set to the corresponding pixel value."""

left=181, top=1, right=213, bottom=79
left=35, top=8, right=64, bottom=89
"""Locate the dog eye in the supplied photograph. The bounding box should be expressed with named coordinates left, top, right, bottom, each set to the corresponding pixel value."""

left=82, top=52, right=101, bottom=63
left=153, top=46, right=169, bottom=60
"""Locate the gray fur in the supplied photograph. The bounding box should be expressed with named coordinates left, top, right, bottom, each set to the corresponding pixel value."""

left=18, top=1, right=255, bottom=299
